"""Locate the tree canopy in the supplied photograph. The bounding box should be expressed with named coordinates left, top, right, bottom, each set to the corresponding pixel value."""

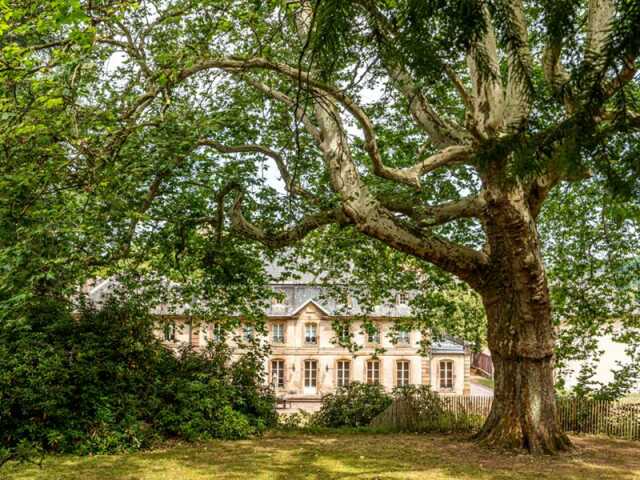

left=1, top=0, right=639, bottom=453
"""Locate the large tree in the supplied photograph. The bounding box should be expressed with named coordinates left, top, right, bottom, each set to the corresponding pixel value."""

left=1, top=0, right=639, bottom=453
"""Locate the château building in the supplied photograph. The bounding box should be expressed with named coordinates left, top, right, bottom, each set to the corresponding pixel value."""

left=87, top=270, right=472, bottom=412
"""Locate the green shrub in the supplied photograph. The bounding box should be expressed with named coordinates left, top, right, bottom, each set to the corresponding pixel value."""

left=313, top=382, right=392, bottom=427
left=0, top=299, right=276, bottom=455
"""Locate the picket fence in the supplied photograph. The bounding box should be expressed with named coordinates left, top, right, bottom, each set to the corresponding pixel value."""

left=371, top=395, right=640, bottom=440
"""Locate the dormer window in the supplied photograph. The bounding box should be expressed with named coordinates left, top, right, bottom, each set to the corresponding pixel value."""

left=397, top=292, right=409, bottom=305
left=271, top=290, right=288, bottom=306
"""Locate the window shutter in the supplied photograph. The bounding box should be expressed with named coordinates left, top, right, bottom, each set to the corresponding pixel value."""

left=436, top=362, right=441, bottom=388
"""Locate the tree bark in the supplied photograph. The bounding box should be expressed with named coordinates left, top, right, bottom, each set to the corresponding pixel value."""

left=474, top=185, right=572, bottom=454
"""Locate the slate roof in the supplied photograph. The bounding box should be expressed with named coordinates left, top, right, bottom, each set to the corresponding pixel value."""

left=85, top=265, right=466, bottom=354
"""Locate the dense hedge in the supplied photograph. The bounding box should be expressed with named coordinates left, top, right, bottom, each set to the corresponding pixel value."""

left=0, top=299, right=276, bottom=456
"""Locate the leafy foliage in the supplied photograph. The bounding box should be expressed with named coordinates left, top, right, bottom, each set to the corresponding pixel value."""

left=313, top=382, right=393, bottom=428
left=0, top=299, right=276, bottom=456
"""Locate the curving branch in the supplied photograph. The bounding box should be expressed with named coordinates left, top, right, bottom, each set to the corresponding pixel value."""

left=372, top=145, right=474, bottom=189
left=197, top=139, right=313, bottom=200
left=503, top=0, right=534, bottom=129
left=379, top=192, right=487, bottom=227
left=466, top=7, right=504, bottom=136
left=585, top=0, right=615, bottom=63
left=355, top=0, right=469, bottom=147
left=229, top=190, right=351, bottom=248
left=236, top=75, right=323, bottom=143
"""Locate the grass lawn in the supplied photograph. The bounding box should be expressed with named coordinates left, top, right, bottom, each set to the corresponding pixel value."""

left=2, top=433, right=639, bottom=480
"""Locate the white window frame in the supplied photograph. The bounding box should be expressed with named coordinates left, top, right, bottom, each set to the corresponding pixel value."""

left=163, top=322, right=176, bottom=341
left=367, top=326, right=381, bottom=345
left=439, top=360, right=454, bottom=390
left=243, top=326, right=254, bottom=342
left=366, top=359, right=380, bottom=384
left=304, top=359, right=318, bottom=393
left=272, top=323, right=285, bottom=344
left=271, top=359, right=285, bottom=389
left=304, top=323, right=318, bottom=345
left=397, top=329, right=410, bottom=345
left=396, top=360, right=410, bottom=387
left=336, top=360, right=350, bottom=387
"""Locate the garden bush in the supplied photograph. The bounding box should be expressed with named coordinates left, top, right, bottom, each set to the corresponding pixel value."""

left=313, top=382, right=392, bottom=427
left=0, top=298, right=276, bottom=456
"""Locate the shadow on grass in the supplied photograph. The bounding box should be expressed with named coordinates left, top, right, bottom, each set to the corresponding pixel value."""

left=3, top=433, right=639, bottom=480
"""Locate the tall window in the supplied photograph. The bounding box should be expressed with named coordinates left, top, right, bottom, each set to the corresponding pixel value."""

left=336, top=360, right=350, bottom=387
left=397, top=292, right=409, bottom=305
left=271, top=359, right=285, bottom=389
left=213, top=324, right=223, bottom=342
left=367, top=326, right=380, bottom=345
left=366, top=360, right=380, bottom=384
left=338, top=324, right=350, bottom=343
left=304, top=360, right=318, bottom=388
left=439, top=360, right=454, bottom=389
left=396, top=360, right=410, bottom=387
left=272, top=323, right=285, bottom=344
left=201, top=324, right=209, bottom=344
left=163, top=322, right=176, bottom=341
left=243, top=326, right=254, bottom=342
left=305, top=323, right=318, bottom=344
left=397, top=329, right=410, bottom=345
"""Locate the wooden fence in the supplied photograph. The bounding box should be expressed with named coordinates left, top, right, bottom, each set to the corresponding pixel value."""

left=371, top=395, right=640, bottom=440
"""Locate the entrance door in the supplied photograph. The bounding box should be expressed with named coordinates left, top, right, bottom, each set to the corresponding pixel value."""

left=304, top=359, right=318, bottom=395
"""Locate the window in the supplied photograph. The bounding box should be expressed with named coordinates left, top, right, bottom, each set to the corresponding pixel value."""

left=397, top=292, right=409, bottom=305
left=336, top=360, right=350, bottom=387
left=367, top=326, right=380, bottom=345
left=271, top=360, right=285, bottom=389
left=271, top=290, right=288, bottom=306
left=439, top=360, right=454, bottom=389
left=305, top=323, right=318, bottom=345
left=213, top=324, right=223, bottom=342
left=338, top=323, right=350, bottom=343
left=346, top=294, right=353, bottom=308
left=304, top=360, right=318, bottom=388
left=272, top=323, right=285, bottom=344
left=163, top=322, right=176, bottom=341
left=243, top=326, right=254, bottom=341
left=201, top=324, right=209, bottom=344
left=397, top=360, right=410, bottom=387
left=366, top=359, right=380, bottom=384
left=397, top=329, right=410, bottom=345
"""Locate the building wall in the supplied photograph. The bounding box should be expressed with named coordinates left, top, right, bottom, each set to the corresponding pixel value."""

left=157, top=302, right=471, bottom=408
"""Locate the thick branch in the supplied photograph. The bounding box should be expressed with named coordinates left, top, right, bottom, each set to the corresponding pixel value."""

left=503, top=0, right=533, bottom=129
left=292, top=4, right=488, bottom=284
left=586, top=0, right=614, bottom=63
left=230, top=190, right=350, bottom=248
left=372, top=145, right=474, bottom=189
left=466, top=7, right=504, bottom=135
left=356, top=0, right=469, bottom=147
left=380, top=192, right=487, bottom=227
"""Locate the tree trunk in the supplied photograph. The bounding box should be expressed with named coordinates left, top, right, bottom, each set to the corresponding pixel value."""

left=474, top=187, right=572, bottom=454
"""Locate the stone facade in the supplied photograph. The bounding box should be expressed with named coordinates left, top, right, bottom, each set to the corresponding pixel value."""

left=88, top=276, right=471, bottom=411
left=158, top=299, right=470, bottom=412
